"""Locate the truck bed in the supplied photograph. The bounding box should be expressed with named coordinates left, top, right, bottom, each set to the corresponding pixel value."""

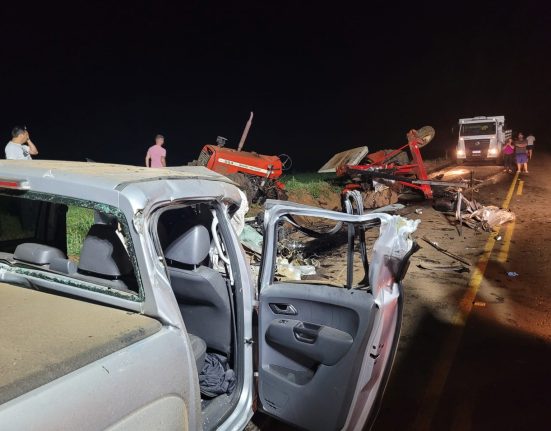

left=0, top=282, right=161, bottom=405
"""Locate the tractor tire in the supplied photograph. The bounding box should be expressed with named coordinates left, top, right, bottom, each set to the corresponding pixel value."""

left=265, top=184, right=288, bottom=201
left=276, top=188, right=288, bottom=201
left=226, top=173, right=256, bottom=203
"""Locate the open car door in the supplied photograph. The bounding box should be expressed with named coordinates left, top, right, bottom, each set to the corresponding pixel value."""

left=257, top=200, right=419, bottom=431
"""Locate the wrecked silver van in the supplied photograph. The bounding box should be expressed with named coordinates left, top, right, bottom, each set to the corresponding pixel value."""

left=0, top=160, right=418, bottom=431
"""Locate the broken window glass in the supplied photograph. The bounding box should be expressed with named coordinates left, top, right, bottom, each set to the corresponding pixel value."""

left=0, top=191, right=142, bottom=300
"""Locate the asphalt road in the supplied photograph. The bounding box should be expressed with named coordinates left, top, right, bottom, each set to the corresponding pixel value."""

left=376, top=154, right=551, bottom=430
left=251, top=157, right=551, bottom=430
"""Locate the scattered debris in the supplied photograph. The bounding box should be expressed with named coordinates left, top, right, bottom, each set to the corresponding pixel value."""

left=466, top=205, right=515, bottom=230
left=421, top=236, right=471, bottom=266
left=506, top=271, right=519, bottom=278
left=370, top=203, right=405, bottom=214
left=415, top=208, right=423, bottom=215
left=239, top=224, right=263, bottom=255
left=276, top=257, right=316, bottom=280
left=435, top=193, right=516, bottom=232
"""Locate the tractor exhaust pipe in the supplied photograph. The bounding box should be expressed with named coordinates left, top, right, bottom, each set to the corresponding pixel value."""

left=237, top=111, right=254, bottom=151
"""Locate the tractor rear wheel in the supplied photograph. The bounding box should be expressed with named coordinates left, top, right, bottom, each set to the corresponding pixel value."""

left=226, top=173, right=256, bottom=203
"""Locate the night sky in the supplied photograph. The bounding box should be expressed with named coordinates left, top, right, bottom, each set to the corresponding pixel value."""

left=2, top=1, right=550, bottom=170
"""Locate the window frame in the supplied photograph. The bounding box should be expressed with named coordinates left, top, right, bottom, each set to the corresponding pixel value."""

left=0, top=190, right=144, bottom=302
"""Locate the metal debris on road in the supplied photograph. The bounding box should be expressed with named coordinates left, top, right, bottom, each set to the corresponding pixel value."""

left=465, top=204, right=515, bottom=231
left=421, top=236, right=471, bottom=266
left=506, top=271, right=519, bottom=278
left=417, top=262, right=469, bottom=273
left=436, top=193, right=516, bottom=232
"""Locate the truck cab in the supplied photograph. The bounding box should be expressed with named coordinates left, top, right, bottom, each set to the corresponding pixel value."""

left=456, top=115, right=510, bottom=163
left=0, top=160, right=418, bottom=431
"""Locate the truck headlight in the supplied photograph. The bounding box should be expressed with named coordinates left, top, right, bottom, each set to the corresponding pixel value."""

left=488, top=148, right=497, bottom=156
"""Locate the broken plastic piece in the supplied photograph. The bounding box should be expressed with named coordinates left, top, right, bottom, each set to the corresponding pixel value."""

left=466, top=206, right=515, bottom=230
left=239, top=224, right=263, bottom=255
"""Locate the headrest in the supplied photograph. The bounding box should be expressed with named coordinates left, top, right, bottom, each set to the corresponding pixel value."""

left=93, top=210, right=118, bottom=227
left=14, top=243, right=65, bottom=265
left=165, top=225, right=210, bottom=266
left=78, top=224, right=133, bottom=278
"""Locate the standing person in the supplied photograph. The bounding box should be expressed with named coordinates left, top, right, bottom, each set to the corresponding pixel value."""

left=514, top=132, right=529, bottom=173
left=5, top=126, right=39, bottom=160
left=526, top=133, right=535, bottom=159
left=502, top=137, right=515, bottom=173
left=145, top=134, right=166, bottom=168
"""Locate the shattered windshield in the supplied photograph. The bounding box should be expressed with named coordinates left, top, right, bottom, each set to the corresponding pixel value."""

left=460, top=122, right=496, bottom=136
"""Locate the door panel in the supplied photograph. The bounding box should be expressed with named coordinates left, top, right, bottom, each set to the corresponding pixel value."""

left=257, top=200, right=419, bottom=430
left=259, top=283, right=377, bottom=430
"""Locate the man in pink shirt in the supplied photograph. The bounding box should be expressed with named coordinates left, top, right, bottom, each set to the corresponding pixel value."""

left=145, top=134, right=167, bottom=168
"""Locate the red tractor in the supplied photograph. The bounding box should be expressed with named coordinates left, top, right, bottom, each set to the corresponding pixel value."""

left=194, top=113, right=291, bottom=203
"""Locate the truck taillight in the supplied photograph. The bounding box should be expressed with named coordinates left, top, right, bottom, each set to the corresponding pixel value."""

left=0, top=178, right=30, bottom=190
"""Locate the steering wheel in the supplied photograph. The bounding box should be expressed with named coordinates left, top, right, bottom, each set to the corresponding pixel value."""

left=279, top=154, right=293, bottom=171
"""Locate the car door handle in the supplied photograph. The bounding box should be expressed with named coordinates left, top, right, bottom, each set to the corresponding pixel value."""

left=293, top=322, right=321, bottom=344
left=269, top=303, right=298, bottom=315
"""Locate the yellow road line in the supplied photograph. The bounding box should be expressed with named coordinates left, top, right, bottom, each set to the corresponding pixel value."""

left=497, top=221, right=515, bottom=263
left=516, top=180, right=524, bottom=195
left=498, top=176, right=521, bottom=263
left=503, top=172, right=520, bottom=209
left=412, top=171, right=519, bottom=430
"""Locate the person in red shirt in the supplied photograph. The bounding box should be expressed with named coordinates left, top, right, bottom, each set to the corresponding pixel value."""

left=145, top=134, right=167, bottom=168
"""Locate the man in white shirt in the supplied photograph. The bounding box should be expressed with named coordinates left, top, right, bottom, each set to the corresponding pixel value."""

left=5, top=126, right=39, bottom=160
left=526, top=134, right=535, bottom=159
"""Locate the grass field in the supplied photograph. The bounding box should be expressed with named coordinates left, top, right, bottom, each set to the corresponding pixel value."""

left=66, top=206, right=95, bottom=259
left=281, top=173, right=340, bottom=198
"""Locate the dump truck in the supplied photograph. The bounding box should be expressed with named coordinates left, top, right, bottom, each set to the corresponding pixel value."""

left=456, top=116, right=512, bottom=164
